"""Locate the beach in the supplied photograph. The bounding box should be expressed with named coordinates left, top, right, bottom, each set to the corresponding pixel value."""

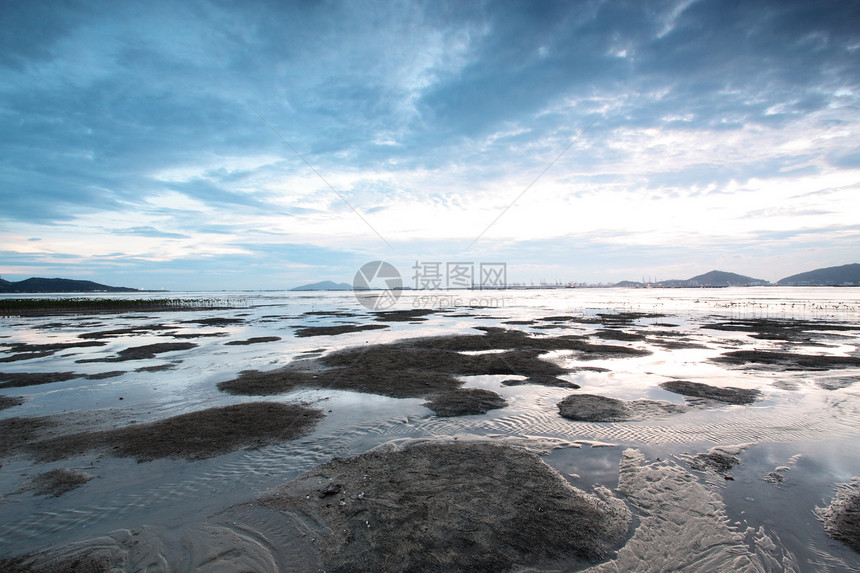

left=1, top=287, right=859, bottom=571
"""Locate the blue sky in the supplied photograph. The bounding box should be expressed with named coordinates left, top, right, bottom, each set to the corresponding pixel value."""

left=1, top=0, right=859, bottom=290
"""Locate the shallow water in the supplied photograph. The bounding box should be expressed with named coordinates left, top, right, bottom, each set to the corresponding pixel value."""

left=1, top=287, right=859, bottom=570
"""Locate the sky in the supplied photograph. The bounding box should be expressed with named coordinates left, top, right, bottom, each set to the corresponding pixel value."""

left=1, top=0, right=859, bottom=290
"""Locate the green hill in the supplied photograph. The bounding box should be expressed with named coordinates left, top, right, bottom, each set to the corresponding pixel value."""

left=686, top=270, right=769, bottom=287
left=0, top=277, right=138, bottom=293
left=777, top=263, right=860, bottom=286
left=291, top=280, right=354, bottom=291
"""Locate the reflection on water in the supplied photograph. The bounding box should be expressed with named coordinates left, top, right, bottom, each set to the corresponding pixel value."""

left=1, top=287, right=859, bottom=569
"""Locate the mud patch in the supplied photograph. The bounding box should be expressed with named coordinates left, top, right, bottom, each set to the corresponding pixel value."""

left=817, top=376, right=860, bottom=390
left=557, top=394, right=685, bottom=422
left=648, top=338, right=709, bottom=350
left=294, top=324, right=388, bottom=337
left=592, top=330, right=646, bottom=342
left=763, top=471, right=785, bottom=485
left=685, top=444, right=750, bottom=479
left=0, top=371, right=79, bottom=389
left=712, top=350, right=860, bottom=370
left=78, top=324, right=178, bottom=340
left=703, top=318, right=857, bottom=342
left=134, top=363, right=178, bottom=373
left=371, top=309, right=436, bottom=322
left=217, top=369, right=319, bottom=396
left=423, top=388, right=507, bottom=417
left=659, top=380, right=760, bottom=404
left=219, top=328, right=655, bottom=402
left=170, top=331, right=228, bottom=339
left=26, top=402, right=324, bottom=462
left=26, top=468, right=94, bottom=497
left=303, top=310, right=362, bottom=318
left=0, top=340, right=106, bottom=356
left=0, top=395, right=24, bottom=410
left=218, top=328, right=606, bottom=404
left=816, top=478, right=860, bottom=553
left=0, top=417, right=56, bottom=458
left=501, top=376, right=578, bottom=388
left=597, top=312, right=667, bottom=327
left=181, top=317, right=244, bottom=326
left=84, top=371, right=126, bottom=380
left=76, top=342, right=197, bottom=363
left=225, top=336, right=282, bottom=345
left=0, top=352, right=54, bottom=363
left=541, top=315, right=602, bottom=324
left=260, top=440, right=631, bottom=572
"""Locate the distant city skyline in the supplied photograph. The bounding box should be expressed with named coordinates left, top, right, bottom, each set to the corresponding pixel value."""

left=2, top=1, right=859, bottom=290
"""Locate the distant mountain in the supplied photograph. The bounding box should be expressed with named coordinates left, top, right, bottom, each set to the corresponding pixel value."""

left=777, top=263, right=860, bottom=286
left=685, top=270, right=769, bottom=287
left=0, top=277, right=138, bottom=293
left=291, top=280, right=354, bottom=291
left=616, top=270, right=769, bottom=288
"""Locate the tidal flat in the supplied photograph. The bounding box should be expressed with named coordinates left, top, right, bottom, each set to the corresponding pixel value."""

left=0, top=287, right=859, bottom=571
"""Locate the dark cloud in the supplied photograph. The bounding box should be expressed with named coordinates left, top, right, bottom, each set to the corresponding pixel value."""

left=0, top=0, right=92, bottom=69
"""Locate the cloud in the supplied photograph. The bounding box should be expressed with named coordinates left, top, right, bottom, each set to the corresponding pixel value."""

left=112, top=226, right=190, bottom=239
left=1, top=0, right=859, bottom=288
